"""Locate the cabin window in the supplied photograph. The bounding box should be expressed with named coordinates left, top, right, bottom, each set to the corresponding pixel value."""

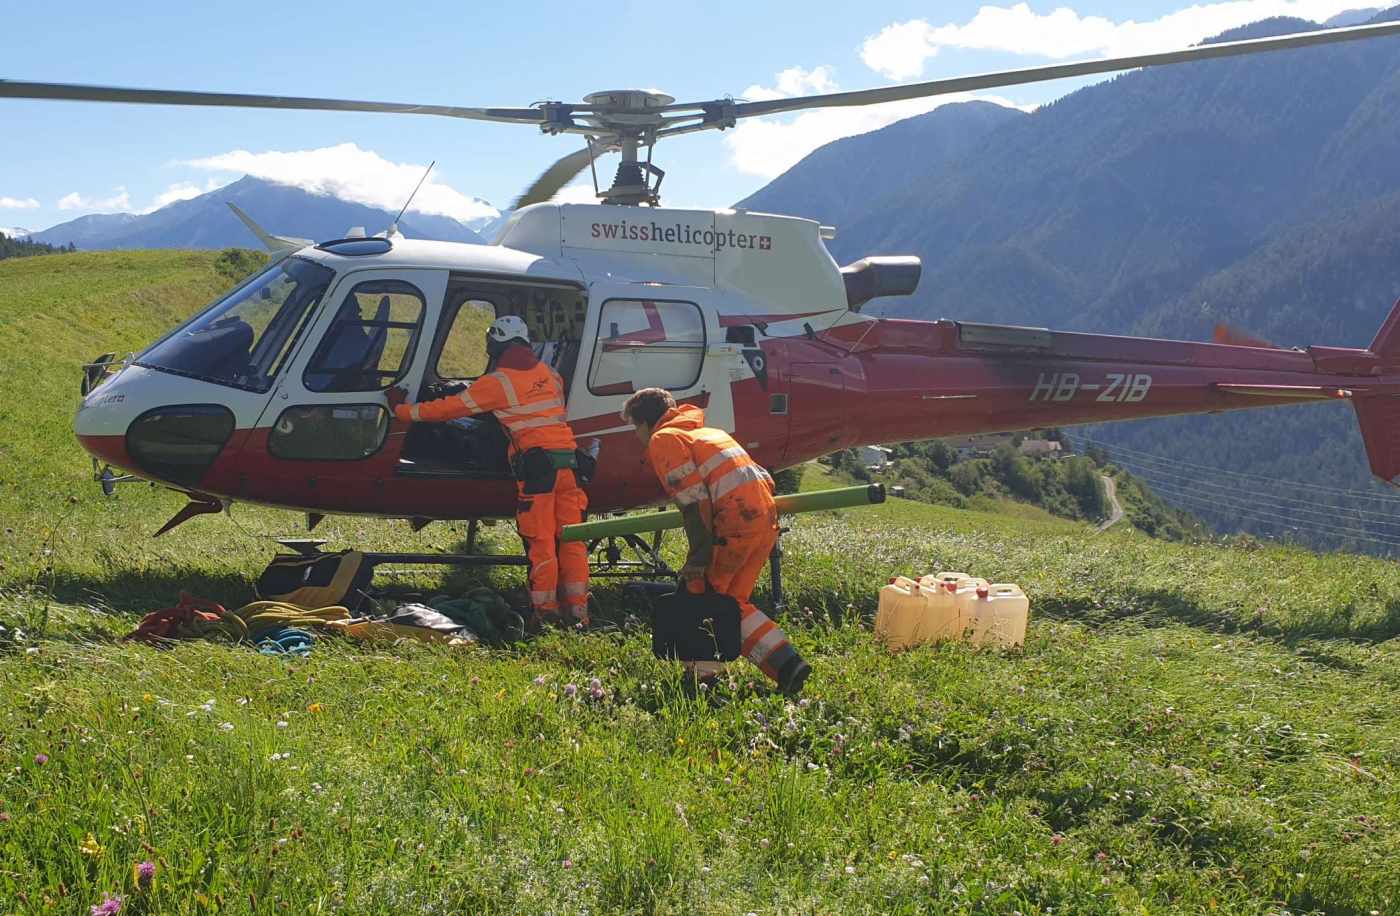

left=587, top=299, right=705, bottom=396
left=304, top=279, right=425, bottom=392
left=435, top=298, right=497, bottom=379
left=268, top=404, right=389, bottom=460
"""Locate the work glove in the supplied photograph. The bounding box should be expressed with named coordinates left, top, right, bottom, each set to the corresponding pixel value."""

left=680, top=560, right=708, bottom=595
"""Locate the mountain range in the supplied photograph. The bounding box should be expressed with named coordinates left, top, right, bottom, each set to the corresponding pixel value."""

left=740, top=7, right=1400, bottom=553
left=28, top=176, right=488, bottom=250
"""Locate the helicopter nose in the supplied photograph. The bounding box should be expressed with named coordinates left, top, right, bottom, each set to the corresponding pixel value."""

left=74, top=365, right=144, bottom=468
left=75, top=365, right=241, bottom=488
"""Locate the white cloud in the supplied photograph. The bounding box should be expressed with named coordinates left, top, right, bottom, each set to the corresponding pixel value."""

left=139, top=177, right=233, bottom=214
left=740, top=65, right=838, bottom=102
left=57, top=187, right=132, bottom=212
left=861, top=1, right=1366, bottom=80
left=0, top=196, right=39, bottom=209
left=184, top=143, right=499, bottom=223
left=725, top=68, right=1030, bottom=178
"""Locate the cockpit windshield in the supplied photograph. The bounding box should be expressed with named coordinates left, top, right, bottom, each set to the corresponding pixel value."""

left=136, top=257, right=334, bottom=393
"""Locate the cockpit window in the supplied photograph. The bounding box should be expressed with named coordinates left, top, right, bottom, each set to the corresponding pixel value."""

left=135, top=258, right=334, bottom=393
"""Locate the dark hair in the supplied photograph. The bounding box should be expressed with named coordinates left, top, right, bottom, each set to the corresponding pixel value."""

left=621, top=387, right=676, bottom=428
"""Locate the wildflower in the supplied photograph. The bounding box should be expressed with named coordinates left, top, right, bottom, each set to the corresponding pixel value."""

left=844, top=865, right=856, bottom=875
left=1050, top=834, right=1064, bottom=846
left=533, top=675, right=547, bottom=686
left=588, top=677, right=602, bottom=690
left=34, top=753, right=48, bottom=765
left=589, top=686, right=605, bottom=701
left=90, top=894, right=122, bottom=916
left=0, top=812, right=9, bottom=822
left=276, top=720, right=288, bottom=729
left=562, top=858, right=574, bottom=869
left=141, top=693, right=153, bottom=703
left=79, top=832, right=104, bottom=857
left=218, top=722, right=234, bottom=731
left=306, top=703, right=324, bottom=714
left=469, top=676, right=480, bottom=686
left=133, top=860, right=155, bottom=889
left=563, top=683, right=578, bottom=698
left=759, top=838, right=770, bottom=849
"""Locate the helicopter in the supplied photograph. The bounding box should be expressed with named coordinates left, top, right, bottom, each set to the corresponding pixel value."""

left=6, top=19, right=1400, bottom=572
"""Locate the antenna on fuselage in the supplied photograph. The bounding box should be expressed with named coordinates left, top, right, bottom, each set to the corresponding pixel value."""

left=384, top=160, right=435, bottom=239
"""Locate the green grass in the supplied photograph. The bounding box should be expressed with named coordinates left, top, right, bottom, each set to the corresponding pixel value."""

left=3, top=251, right=1400, bottom=913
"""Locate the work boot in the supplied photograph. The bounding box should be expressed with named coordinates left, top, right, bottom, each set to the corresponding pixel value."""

left=776, top=655, right=811, bottom=696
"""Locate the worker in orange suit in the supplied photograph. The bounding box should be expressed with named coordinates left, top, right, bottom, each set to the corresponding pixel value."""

left=622, top=387, right=810, bottom=694
left=387, top=316, right=591, bottom=628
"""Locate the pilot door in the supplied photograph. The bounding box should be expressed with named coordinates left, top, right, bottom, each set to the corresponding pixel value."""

left=249, top=267, right=447, bottom=513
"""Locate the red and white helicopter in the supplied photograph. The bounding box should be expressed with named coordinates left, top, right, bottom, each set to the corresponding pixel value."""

left=6, top=21, right=1400, bottom=563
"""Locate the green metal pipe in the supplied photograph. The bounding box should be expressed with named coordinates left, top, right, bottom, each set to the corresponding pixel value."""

left=560, top=483, right=886, bottom=543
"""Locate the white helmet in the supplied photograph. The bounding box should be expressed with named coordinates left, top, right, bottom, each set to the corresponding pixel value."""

left=487, top=314, right=530, bottom=346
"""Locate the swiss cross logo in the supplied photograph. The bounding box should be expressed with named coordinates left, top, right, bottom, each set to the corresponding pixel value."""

left=758, top=236, right=772, bottom=251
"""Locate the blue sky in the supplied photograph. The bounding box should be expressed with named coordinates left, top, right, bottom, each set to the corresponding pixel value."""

left=0, top=0, right=1379, bottom=233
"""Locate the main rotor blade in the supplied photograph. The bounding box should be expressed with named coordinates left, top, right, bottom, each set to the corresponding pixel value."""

left=511, top=145, right=605, bottom=210
left=0, top=79, right=546, bottom=125
left=730, top=19, right=1400, bottom=119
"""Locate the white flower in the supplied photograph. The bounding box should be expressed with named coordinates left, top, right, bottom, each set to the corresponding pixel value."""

left=219, top=722, right=234, bottom=731
left=276, top=721, right=289, bottom=729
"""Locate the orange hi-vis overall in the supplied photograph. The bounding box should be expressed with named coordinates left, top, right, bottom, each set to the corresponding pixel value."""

left=395, top=346, right=589, bottom=619
left=646, top=405, right=800, bottom=684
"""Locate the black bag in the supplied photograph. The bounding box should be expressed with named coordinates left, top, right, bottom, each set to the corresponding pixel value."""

left=512, top=447, right=559, bottom=495
left=651, top=588, right=742, bottom=662
left=255, top=550, right=374, bottom=612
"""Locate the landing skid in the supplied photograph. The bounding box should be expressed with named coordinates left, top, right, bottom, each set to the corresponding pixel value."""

left=272, top=526, right=787, bottom=607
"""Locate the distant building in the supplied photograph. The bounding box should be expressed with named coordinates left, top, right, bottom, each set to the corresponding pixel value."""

left=941, top=434, right=1014, bottom=460
left=1018, top=439, right=1063, bottom=458
left=856, top=445, right=894, bottom=470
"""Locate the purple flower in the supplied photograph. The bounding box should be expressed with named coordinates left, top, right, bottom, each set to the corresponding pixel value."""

left=589, top=687, right=605, bottom=701
left=562, top=858, right=574, bottom=869
left=33, top=753, right=48, bottom=766
left=588, top=677, right=602, bottom=690
left=563, top=683, right=578, bottom=698
left=532, top=675, right=547, bottom=686
left=90, top=894, right=122, bottom=916
left=135, top=860, right=156, bottom=888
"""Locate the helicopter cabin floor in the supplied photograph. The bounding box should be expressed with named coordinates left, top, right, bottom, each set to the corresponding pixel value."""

left=4, top=251, right=1400, bottom=911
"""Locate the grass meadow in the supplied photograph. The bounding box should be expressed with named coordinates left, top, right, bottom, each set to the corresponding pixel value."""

left=1, top=251, right=1398, bottom=913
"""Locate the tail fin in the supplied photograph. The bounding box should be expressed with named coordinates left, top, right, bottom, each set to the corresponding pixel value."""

left=1355, top=298, right=1400, bottom=484
left=1355, top=398, right=1400, bottom=484
left=1369, top=297, right=1400, bottom=359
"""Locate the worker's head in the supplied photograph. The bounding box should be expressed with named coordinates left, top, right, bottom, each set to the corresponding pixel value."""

left=622, top=387, right=676, bottom=445
left=485, top=315, right=530, bottom=358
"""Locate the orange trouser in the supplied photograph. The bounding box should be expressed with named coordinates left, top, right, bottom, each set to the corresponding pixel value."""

left=701, top=524, right=799, bottom=684
left=516, top=469, right=589, bottom=618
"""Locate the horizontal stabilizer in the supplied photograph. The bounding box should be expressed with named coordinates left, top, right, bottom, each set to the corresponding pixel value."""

left=226, top=203, right=310, bottom=257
